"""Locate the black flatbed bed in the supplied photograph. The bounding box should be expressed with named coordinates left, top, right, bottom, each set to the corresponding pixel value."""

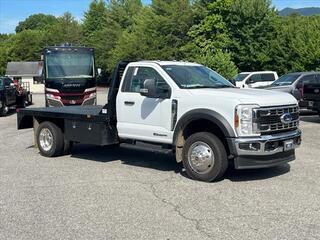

left=18, top=105, right=107, bottom=122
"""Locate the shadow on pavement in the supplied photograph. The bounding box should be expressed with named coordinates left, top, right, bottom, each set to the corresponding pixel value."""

left=70, top=143, right=181, bottom=173
left=225, top=163, right=290, bottom=182
left=70, top=143, right=291, bottom=181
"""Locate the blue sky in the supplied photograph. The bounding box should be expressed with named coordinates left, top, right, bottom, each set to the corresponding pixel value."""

left=1, top=0, right=320, bottom=34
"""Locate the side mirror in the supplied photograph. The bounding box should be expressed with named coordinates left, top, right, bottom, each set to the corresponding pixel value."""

left=140, top=79, right=157, bottom=98
left=140, top=79, right=171, bottom=99
left=97, top=68, right=102, bottom=76
left=292, top=88, right=302, bottom=100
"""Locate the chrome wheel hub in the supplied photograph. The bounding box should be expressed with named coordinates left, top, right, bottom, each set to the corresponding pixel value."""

left=39, top=128, right=53, bottom=152
left=188, top=141, right=214, bottom=174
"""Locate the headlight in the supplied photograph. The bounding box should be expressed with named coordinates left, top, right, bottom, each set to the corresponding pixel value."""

left=235, top=104, right=260, bottom=137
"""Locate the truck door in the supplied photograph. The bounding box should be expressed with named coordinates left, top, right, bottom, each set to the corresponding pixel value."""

left=116, top=66, right=173, bottom=144
left=4, top=78, right=16, bottom=105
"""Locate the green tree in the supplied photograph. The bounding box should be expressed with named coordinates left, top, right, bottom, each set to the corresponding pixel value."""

left=196, top=50, right=238, bottom=79
left=46, top=12, right=84, bottom=46
left=227, top=0, right=278, bottom=71
left=267, top=15, right=320, bottom=74
left=83, top=0, right=143, bottom=70
left=15, top=14, right=57, bottom=33
left=108, top=0, right=143, bottom=29
left=83, top=0, right=107, bottom=37
left=187, top=0, right=277, bottom=73
left=8, top=30, right=46, bottom=61
left=111, top=0, right=194, bottom=69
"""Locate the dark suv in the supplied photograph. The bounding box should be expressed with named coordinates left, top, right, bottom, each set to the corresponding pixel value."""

left=0, top=77, right=18, bottom=116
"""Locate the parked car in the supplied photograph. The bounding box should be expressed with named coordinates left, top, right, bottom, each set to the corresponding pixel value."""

left=17, top=61, right=301, bottom=182
left=300, top=74, right=320, bottom=115
left=234, top=71, right=278, bottom=88
left=266, top=72, right=320, bottom=109
left=0, top=76, right=32, bottom=116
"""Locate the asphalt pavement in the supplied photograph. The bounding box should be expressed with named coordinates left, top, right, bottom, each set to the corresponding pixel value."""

left=0, top=90, right=319, bottom=240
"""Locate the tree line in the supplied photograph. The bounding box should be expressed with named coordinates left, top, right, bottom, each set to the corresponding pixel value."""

left=0, top=0, right=320, bottom=79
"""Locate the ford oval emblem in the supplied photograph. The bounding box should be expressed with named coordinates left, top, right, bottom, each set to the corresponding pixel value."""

left=281, top=113, right=293, bottom=124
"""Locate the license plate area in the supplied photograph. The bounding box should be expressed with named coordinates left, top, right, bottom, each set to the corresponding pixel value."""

left=284, top=139, right=294, bottom=151
left=308, top=101, right=314, bottom=107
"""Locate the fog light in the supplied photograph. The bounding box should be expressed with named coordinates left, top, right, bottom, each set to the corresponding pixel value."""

left=239, top=143, right=260, bottom=151
left=265, top=141, right=280, bottom=151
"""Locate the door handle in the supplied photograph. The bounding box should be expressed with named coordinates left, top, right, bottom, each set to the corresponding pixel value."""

left=124, top=101, right=135, bottom=106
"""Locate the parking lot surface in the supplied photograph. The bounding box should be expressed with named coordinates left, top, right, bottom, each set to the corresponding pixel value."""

left=1, top=90, right=320, bottom=240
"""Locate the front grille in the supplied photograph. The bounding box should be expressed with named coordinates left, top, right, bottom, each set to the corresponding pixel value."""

left=255, top=105, right=299, bottom=134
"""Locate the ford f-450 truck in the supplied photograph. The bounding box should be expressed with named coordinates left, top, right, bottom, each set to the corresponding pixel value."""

left=17, top=61, right=301, bottom=182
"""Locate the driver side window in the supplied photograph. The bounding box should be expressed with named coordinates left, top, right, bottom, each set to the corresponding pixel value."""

left=299, top=75, right=316, bottom=85
left=122, top=67, right=168, bottom=93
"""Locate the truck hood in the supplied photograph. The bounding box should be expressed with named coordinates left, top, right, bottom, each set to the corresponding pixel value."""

left=188, top=88, right=297, bottom=107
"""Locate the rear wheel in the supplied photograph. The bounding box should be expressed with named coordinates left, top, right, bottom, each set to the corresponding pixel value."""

left=36, top=121, right=64, bottom=157
left=182, top=132, right=228, bottom=182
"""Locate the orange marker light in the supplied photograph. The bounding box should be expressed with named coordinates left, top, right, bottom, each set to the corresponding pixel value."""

left=235, top=111, right=239, bottom=128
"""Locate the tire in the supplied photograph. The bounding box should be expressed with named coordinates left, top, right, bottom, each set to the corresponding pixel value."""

left=36, top=121, right=64, bottom=157
left=182, top=132, right=228, bottom=182
left=27, top=94, right=32, bottom=105
left=0, top=102, right=8, bottom=116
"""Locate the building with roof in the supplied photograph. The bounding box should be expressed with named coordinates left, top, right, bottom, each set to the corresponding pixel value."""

left=6, top=61, right=44, bottom=93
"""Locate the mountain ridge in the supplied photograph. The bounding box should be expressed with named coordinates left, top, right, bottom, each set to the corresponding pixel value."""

left=279, top=7, right=320, bottom=16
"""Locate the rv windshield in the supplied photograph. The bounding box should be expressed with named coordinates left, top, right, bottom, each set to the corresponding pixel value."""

left=45, top=50, right=94, bottom=79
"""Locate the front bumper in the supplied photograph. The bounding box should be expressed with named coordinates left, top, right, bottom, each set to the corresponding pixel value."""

left=229, top=129, right=301, bottom=169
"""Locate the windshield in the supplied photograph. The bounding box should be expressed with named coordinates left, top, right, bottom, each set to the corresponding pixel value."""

left=162, top=65, right=234, bottom=89
left=45, top=50, right=94, bottom=79
left=233, top=73, right=249, bottom=82
left=0, top=79, right=3, bottom=89
left=271, top=73, right=301, bottom=86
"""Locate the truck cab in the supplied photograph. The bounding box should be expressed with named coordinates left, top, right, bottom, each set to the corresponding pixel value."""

left=234, top=71, right=278, bottom=88
left=17, top=61, right=301, bottom=182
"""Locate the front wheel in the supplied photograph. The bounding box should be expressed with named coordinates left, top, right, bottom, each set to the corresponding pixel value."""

left=36, top=121, right=64, bottom=157
left=182, top=132, right=228, bottom=182
left=0, top=102, right=8, bottom=116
